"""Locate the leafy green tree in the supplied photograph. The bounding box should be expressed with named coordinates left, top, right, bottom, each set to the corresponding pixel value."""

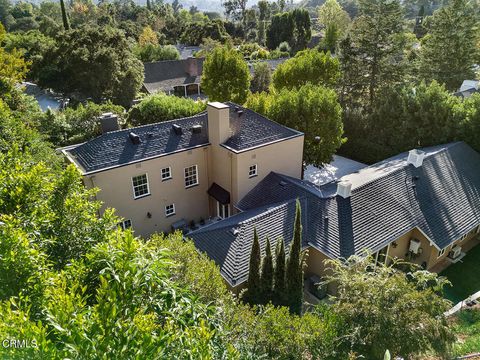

left=291, top=9, right=311, bottom=52
left=251, top=61, right=271, bottom=93
left=340, top=0, right=408, bottom=107
left=272, top=49, right=340, bottom=91
left=245, top=84, right=344, bottom=166
left=243, top=228, right=262, bottom=305
left=418, top=0, right=479, bottom=91
left=127, top=92, right=206, bottom=126
left=318, top=0, right=351, bottom=36
left=458, top=93, right=480, bottom=153
left=325, top=255, right=455, bottom=358
left=260, top=237, right=273, bottom=304
left=201, top=46, right=250, bottom=103
left=285, top=200, right=304, bottom=314
left=133, top=44, right=180, bottom=62
left=222, top=0, right=247, bottom=23
left=0, top=0, right=13, bottom=30
left=273, top=237, right=286, bottom=306
left=37, top=25, right=144, bottom=107
left=341, top=81, right=460, bottom=163
left=266, top=12, right=294, bottom=50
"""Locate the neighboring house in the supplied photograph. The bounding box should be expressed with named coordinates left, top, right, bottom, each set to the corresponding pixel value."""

left=60, top=102, right=304, bottom=237
left=189, top=142, right=480, bottom=291
left=176, top=45, right=201, bottom=59
left=142, top=57, right=205, bottom=96
left=143, top=57, right=288, bottom=97
left=454, top=79, right=479, bottom=99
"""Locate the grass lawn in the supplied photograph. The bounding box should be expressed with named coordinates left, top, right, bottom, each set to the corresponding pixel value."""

left=451, top=308, right=480, bottom=356
left=440, top=244, right=480, bottom=304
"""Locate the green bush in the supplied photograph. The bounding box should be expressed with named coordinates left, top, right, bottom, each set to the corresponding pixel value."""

left=133, top=44, right=180, bottom=63
left=127, top=92, right=206, bottom=126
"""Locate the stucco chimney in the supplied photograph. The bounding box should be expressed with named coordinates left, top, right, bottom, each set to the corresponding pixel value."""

left=407, top=149, right=426, bottom=168
left=99, top=113, right=119, bottom=133
left=207, top=102, right=230, bottom=145
left=186, top=57, right=199, bottom=77
left=337, top=180, right=352, bottom=198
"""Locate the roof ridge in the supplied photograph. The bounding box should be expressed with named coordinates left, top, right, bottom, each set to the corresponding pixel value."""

left=349, top=142, right=461, bottom=193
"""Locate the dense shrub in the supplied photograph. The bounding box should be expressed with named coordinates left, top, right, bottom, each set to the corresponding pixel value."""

left=127, top=92, right=206, bottom=126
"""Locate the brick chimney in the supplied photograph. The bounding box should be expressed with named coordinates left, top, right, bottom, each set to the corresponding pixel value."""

left=207, top=102, right=230, bottom=145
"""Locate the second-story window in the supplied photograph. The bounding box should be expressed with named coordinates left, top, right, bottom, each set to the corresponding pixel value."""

left=249, top=164, right=258, bottom=178
left=132, top=174, right=150, bottom=199
left=184, top=165, right=198, bottom=188
left=161, top=167, right=172, bottom=181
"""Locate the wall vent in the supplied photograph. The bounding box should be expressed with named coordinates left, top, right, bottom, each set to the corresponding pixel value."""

left=191, top=124, right=202, bottom=134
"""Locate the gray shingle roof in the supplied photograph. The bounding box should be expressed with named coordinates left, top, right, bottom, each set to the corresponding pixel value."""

left=189, top=198, right=309, bottom=286
left=143, top=58, right=204, bottom=93
left=223, top=102, right=301, bottom=152
left=67, top=114, right=209, bottom=173
left=189, top=142, right=480, bottom=286
left=65, top=103, right=302, bottom=174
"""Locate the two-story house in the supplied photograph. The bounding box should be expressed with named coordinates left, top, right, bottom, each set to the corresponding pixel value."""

left=61, top=102, right=304, bottom=237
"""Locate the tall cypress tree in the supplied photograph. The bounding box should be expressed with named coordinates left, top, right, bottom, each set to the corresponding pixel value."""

left=260, top=237, right=273, bottom=304
left=60, top=0, right=70, bottom=31
left=273, top=237, right=286, bottom=306
left=286, top=200, right=304, bottom=314
left=243, top=227, right=261, bottom=305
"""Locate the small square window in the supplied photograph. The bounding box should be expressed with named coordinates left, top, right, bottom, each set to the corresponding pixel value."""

left=132, top=174, right=150, bottom=199
left=249, top=164, right=257, bottom=178
left=438, top=248, right=445, bottom=258
left=165, top=204, right=175, bottom=217
left=184, top=165, right=199, bottom=188
left=161, top=167, right=172, bottom=181
left=118, top=219, right=132, bottom=230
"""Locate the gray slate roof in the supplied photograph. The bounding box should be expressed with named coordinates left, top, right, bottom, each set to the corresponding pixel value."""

left=189, top=142, right=480, bottom=286
left=223, top=102, right=301, bottom=152
left=65, top=103, right=301, bottom=174
left=67, top=114, right=209, bottom=173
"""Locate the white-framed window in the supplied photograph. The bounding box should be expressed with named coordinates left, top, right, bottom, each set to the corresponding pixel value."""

left=165, top=204, right=175, bottom=217
left=461, top=233, right=468, bottom=242
left=438, top=248, right=445, bottom=258
left=184, top=165, right=198, bottom=188
left=249, top=164, right=258, bottom=178
left=132, top=174, right=150, bottom=199
left=118, top=219, right=132, bottom=230
left=161, top=167, right=172, bottom=181
left=476, top=225, right=480, bottom=234
left=216, top=201, right=230, bottom=219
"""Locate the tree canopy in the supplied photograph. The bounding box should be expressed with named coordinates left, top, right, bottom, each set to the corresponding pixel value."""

left=37, top=25, right=144, bottom=107
left=201, top=46, right=250, bottom=104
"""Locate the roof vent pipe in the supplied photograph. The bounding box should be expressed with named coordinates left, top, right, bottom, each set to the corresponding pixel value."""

left=337, top=180, right=352, bottom=198
left=129, top=132, right=141, bottom=144
left=407, top=149, right=426, bottom=168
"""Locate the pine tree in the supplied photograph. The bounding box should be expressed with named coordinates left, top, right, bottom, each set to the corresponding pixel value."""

left=418, top=0, right=479, bottom=91
left=260, top=237, right=273, bottom=304
left=243, top=228, right=261, bottom=305
left=60, top=0, right=70, bottom=31
left=273, top=237, right=286, bottom=306
left=286, top=200, right=304, bottom=314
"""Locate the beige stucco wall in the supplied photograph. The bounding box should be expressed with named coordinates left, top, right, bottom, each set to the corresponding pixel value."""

left=386, top=228, right=435, bottom=268
left=232, top=135, right=304, bottom=206
left=85, top=146, right=210, bottom=237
